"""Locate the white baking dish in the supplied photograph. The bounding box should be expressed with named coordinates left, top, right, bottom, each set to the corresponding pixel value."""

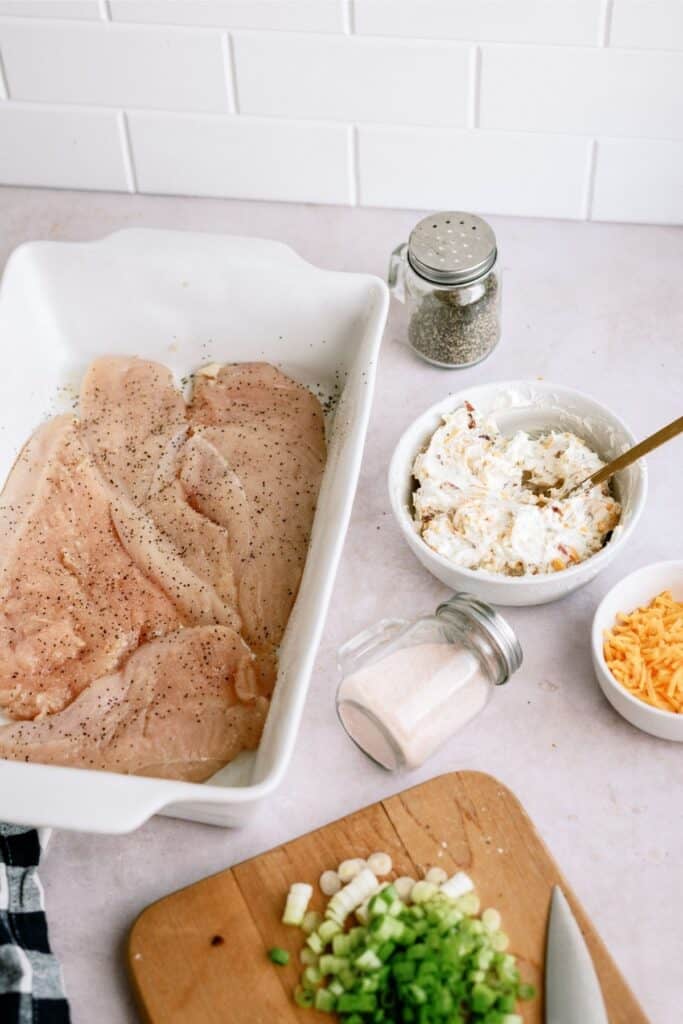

left=0, top=229, right=388, bottom=832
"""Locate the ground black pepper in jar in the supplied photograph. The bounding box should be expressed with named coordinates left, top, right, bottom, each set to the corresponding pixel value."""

left=388, top=212, right=502, bottom=368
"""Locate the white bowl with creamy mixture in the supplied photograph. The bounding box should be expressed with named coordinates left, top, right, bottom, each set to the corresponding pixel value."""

left=389, top=381, right=647, bottom=606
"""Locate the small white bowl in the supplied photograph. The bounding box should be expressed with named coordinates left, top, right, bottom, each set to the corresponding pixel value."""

left=388, top=380, right=647, bottom=607
left=592, top=561, right=683, bottom=742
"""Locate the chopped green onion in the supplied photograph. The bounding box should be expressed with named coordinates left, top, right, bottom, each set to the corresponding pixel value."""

left=481, top=906, right=502, bottom=932
left=410, top=881, right=437, bottom=904
left=337, top=858, right=367, bottom=883
left=320, top=870, right=342, bottom=896
left=294, top=985, right=313, bottom=1008
left=337, top=993, right=377, bottom=1013
left=332, top=933, right=354, bottom=957
left=440, top=870, right=474, bottom=900
left=301, top=965, right=322, bottom=991
left=354, top=902, right=370, bottom=926
left=314, top=987, right=336, bottom=1013
left=267, top=947, right=290, bottom=966
left=393, top=876, right=416, bottom=901
left=319, top=954, right=350, bottom=975
left=274, top=860, right=535, bottom=1023
left=355, top=949, right=382, bottom=972
left=282, top=882, right=313, bottom=927
left=305, top=932, right=324, bottom=955
left=318, top=919, right=342, bottom=943
left=327, top=868, right=380, bottom=925
left=366, top=852, right=392, bottom=876
left=301, top=910, right=322, bottom=935
left=457, top=890, right=480, bottom=915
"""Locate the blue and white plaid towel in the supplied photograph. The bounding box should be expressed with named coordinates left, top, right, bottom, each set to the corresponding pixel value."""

left=0, top=826, right=70, bottom=1023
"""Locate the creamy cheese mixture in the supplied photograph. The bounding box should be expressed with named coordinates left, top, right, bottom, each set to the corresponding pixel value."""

left=413, top=403, right=621, bottom=576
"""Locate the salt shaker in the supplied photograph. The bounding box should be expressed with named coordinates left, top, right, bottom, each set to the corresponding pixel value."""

left=336, top=593, right=521, bottom=771
left=388, top=212, right=501, bottom=368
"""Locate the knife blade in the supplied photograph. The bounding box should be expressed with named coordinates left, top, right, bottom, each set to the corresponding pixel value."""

left=545, top=886, right=609, bottom=1024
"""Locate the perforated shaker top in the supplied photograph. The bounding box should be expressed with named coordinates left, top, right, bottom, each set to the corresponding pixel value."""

left=407, top=212, right=497, bottom=286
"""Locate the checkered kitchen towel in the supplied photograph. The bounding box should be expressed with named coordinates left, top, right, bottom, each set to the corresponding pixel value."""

left=0, top=826, right=70, bottom=1023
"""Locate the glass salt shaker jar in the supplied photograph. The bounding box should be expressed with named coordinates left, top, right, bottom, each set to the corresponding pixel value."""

left=336, top=593, right=521, bottom=771
left=388, top=211, right=502, bottom=368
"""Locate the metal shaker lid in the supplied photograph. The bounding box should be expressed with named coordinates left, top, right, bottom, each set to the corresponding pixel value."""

left=436, top=592, right=522, bottom=683
left=407, top=212, right=497, bottom=286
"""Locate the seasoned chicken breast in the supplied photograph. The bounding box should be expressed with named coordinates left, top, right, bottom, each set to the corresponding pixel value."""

left=81, top=357, right=241, bottom=629
left=0, top=626, right=267, bottom=781
left=190, top=362, right=326, bottom=695
left=0, top=357, right=325, bottom=781
left=0, top=418, right=184, bottom=719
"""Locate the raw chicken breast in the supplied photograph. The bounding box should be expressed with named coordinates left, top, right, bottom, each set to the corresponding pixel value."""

left=190, top=363, right=326, bottom=694
left=0, top=414, right=73, bottom=547
left=0, top=626, right=268, bottom=781
left=81, top=357, right=241, bottom=630
left=0, top=357, right=325, bottom=781
left=0, top=418, right=184, bottom=719
left=79, top=355, right=187, bottom=505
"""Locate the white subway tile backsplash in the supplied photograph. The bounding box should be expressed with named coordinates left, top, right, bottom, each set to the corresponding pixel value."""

left=128, top=111, right=352, bottom=203
left=0, top=20, right=230, bottom=112
left=480, top=45, right=683, bottom=140
left=355, top=0, right=601, bottom=46
left=592, top=138, right=683, bottom=223
left=0, top=2, right=679, bottom=224
left=358, top=124, right=590, bottom=218
left=233, top=32, right=471, bottom=125
left=0, top=1, right=100, bottom=18
left=0, top=103, right=128, bottom=189
left=610, top=0, right=683, bottom=50
left=109, top=0, right=343, bottom=32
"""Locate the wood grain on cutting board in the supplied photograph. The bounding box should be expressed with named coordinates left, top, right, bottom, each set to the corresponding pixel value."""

left=128, top=771, right=649, bottom=1024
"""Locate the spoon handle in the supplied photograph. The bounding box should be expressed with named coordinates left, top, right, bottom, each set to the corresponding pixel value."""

left=585, top=415, right=683, bottom=490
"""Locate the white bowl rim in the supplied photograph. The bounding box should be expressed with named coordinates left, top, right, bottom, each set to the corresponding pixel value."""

left=388, top=379, right=648, bottom=588
left=591, top=559, right=683, bottom=722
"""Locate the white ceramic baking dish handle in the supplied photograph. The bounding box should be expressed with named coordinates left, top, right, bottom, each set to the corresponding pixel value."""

left=0, top=759, right=175, bottom=834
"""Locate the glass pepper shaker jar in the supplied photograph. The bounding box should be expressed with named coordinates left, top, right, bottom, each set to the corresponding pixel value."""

left=336, top=593, right=521, bottom=771
left=388, top=212, right=502, bottom=368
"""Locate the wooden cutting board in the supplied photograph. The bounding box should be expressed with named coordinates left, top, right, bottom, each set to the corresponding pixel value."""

left=128, top=771, right=648, bottom=1024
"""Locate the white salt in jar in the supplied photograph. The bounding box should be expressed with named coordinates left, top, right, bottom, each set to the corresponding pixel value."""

left=336, top=593, right=522, bottom=771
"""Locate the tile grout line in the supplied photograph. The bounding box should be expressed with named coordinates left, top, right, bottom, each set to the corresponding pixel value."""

left=342, top=0, right=355, bottom=35
left=599, top=0, right=615, bottom=46
left=582, top=138, right=598, bottom=220
left=469, top=44, right=481, bottom=129
left=222, top=32, right=240, bottom=114
left=0, top=49, right=8, bottom=100
left=118, top=111, right=138, bottom=194
left=348, top=124, right=361, bottom=206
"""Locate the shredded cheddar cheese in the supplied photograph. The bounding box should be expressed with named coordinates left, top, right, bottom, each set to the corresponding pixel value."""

left=604, top=590, right=683, bottom=713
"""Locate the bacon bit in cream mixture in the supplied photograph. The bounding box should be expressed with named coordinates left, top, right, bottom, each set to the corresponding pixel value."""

left=412, top=402, right=621, bottom=577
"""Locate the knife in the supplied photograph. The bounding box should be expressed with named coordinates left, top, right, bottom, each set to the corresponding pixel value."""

left=545, top=886, right=609, bottom=1024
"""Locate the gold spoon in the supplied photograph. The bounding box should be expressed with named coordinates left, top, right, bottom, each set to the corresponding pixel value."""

left=526, top=414, right=683, bottom=500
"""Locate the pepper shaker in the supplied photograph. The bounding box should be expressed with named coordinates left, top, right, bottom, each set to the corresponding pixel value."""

left=388, top=212, right=502, bottom=369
